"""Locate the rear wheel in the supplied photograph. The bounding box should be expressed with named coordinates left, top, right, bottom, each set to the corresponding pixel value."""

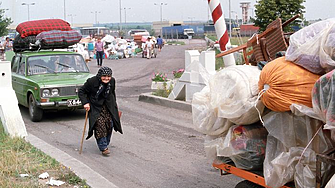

left=28, top=94, right=43, bottom=122
left=235, top=180, right=263, bottom=188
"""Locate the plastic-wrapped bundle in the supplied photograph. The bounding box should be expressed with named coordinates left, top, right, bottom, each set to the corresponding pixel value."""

left=216, top=123, right=268, bottom=170
left=259, top=57, right=320, bottom=112
left=312, top=69, right=335, bottom=131
left=192, top=86, right=234, bottom=136
left=208, top=65, right=263, bottom=124
left=286, top=19, right=335, bottom=75
left=263, top=111, right=333, bottom=188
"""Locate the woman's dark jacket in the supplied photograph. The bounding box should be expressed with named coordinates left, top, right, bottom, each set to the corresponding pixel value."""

left=79, top=76, right=123, bottom=139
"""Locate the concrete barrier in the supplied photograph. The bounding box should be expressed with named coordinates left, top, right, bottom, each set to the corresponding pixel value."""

left=0, top=61, right=27, bottom=138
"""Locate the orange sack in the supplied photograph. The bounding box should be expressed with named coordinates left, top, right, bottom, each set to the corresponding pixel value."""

left=259, top=57, right=320, bottom=111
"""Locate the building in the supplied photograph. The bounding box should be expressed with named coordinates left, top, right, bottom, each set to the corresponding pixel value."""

left=152, top=21, right=183, bottom=36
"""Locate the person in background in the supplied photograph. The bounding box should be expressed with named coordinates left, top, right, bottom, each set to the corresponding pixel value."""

left=3, top=37, right=13, bottom=52
left=94, top=37, right=105, bottom=67
left=87, top=39, right=94, bottom=59
left=79, top=66, right=123, bottom=156
left=145, top=37, right=154, bottom=59
left=156, top=35, right=163, bottom=52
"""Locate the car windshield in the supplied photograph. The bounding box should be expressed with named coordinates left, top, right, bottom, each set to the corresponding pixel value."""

left=28, top=54, right=89, bottom=75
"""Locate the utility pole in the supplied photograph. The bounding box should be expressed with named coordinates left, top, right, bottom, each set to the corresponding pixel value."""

left=119, top=0, right=122, bottom=35
left=63, top=0, right=66, bottom=21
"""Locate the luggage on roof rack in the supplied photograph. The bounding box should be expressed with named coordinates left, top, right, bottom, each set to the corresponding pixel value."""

left=16, top=19, right=72, bottom=38
left=13, top=30, right=82, bottom=52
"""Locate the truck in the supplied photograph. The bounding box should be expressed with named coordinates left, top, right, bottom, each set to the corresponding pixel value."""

left=162, top=25, right=194, bottom=39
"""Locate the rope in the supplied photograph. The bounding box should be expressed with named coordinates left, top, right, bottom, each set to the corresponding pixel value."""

left=249, top=33, right=259, bottom=45
left=254, top=86, right=268, bottom=125
left=298, top=124, right=323, bottom=164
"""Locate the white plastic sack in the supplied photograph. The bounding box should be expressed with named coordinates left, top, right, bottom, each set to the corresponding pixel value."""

left=286, top=19, right=335, bottom=74
left=192, top=86, right=234, bottom=136
left=102, top=34, right=115, bottom=43
left=208, top=65, right=262, bottom=122
left=312, top=70, right=335, bottom=131
left=326, top=174, right=335, bottom=188
left=263, top=111, right=333, bottom=188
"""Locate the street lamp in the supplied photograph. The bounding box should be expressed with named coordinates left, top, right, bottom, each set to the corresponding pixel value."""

left=123, top=7, right=131, bottom=24
left=188, top=17, right=195, bottom=25
left=229, top=0, right=232, bottom=38
left=68, top=14, right=76, bottom=25
left=154, top=2, right=167, bottom=22
left=63, top=0, right=66, bottom=21
left=231, top=10, right=238, bottom=27
left=119, top=0, right=122, bottom=32
left=21, top=2, right=35, bottom=21
left=91, top=11, right=101, bottom=25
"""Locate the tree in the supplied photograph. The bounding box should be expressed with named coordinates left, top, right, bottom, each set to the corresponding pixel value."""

left=254, top=0, right=305, bottom=32
left=0, top=6, right=12, bottom=37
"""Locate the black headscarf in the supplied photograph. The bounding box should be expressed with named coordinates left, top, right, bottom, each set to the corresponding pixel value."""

left=95, top=66, right=113, bottom=99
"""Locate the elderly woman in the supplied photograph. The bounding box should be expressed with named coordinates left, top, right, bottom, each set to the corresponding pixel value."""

left=79, top=66, right=122, bottom=156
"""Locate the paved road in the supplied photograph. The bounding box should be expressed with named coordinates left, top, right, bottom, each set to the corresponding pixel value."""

left=22, top=39, right=242, bottom=188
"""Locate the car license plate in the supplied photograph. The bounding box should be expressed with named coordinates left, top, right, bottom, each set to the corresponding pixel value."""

left=67, top=99, right=81, bottom=107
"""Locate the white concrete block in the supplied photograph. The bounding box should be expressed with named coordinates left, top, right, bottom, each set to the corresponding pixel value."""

left=0, top=61, right=27, bottom=138
left=0, top=61, right=12, bottom=88
left=168, top=82, right=186, bottom=100
left=185, top=50, right=200, bottom=71
left=179, top=72, right=206, bottom=85
left=200, top=51, right=216, bottom=74
left=185, top=83, right=206, bottom=102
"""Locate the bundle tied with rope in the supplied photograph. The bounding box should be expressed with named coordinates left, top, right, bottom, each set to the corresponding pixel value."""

left=258, top=56, right=321, bottom=112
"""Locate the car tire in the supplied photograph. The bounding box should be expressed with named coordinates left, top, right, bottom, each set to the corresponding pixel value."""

left=235, top=180, right=263, bottom=188
left=28, top=94, right=43, bottom=122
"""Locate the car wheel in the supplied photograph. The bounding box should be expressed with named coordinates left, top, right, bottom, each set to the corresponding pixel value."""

left=28, top=94, right=43, bottom=122
left=235, top=180, right=263, bottom=188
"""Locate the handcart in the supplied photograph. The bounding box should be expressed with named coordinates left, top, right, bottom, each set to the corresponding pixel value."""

left=142, top=47, right=157, bottom=58
left=212, top=162, right=295, bottom=188
left=212, top=139, right=335, bottom=188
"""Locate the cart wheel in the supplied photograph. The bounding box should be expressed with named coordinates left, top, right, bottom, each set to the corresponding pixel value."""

left=235, top=180, right=263, bottom=188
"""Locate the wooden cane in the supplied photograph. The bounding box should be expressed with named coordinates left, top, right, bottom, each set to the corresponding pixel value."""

left=79, top=110, right=89, bottom=154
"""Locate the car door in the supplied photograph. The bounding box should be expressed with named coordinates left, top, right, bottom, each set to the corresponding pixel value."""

left=11, top=55, right=27, bottom=106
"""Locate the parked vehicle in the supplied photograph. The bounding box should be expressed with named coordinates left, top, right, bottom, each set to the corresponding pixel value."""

left=10, top=50, right=93, bottom=121
left=79, top=27, right=110, bottom=37
left=162, top=26, right=194, bottom=39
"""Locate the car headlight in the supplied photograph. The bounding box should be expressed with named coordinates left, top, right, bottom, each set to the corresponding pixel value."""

left=42, top=89, right=50, bottom=97
left=51, top=88, right=59, bottom=97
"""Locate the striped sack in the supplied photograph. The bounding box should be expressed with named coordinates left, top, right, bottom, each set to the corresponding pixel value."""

left=36, top=30, right=82, bottom=47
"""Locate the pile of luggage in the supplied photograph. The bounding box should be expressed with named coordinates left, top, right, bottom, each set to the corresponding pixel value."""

left=13, top=19, right=82, bottom=52
left=192, top=18, right=335, bottom=188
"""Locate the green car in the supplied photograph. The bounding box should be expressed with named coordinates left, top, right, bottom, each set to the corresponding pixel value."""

left=10, top=51, right=93, bottom=122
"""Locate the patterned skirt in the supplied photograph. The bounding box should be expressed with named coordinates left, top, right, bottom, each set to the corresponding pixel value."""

left=94, top=104, right=113, bottom=139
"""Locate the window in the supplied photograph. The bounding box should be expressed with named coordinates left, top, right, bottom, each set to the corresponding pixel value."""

left=11, top=56, right=21, bottom=73
left=18, top=61, right=26, bottom=75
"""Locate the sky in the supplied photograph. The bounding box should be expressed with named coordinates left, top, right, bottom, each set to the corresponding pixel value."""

left=2, top=0, right=335, bottom=25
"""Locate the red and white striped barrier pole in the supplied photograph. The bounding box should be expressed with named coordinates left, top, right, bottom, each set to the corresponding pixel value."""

left=208, top=0, right=235, bottom=67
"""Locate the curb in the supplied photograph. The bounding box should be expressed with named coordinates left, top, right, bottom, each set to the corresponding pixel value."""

left=165, top=44, right=181, bottom=46
left=138, top=92, right=192, bottom=112
left=26, top=134, right=118, bottom=188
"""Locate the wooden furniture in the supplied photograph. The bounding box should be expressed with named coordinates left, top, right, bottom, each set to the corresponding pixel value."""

left=216, top=15, right=300, bottom=65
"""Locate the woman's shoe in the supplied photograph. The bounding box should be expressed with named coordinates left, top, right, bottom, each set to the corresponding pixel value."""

left=102, top=148, right=110, bottom=156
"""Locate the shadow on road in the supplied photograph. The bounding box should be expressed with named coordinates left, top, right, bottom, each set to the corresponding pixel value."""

left=19, top=105, right=86, bottom=122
